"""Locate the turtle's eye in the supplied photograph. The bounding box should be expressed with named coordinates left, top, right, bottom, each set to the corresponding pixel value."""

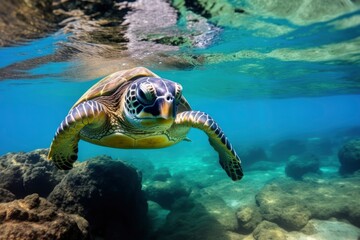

left=175, top=83, right=183, bottom=102
left=137, top=82, right=156, bottom=105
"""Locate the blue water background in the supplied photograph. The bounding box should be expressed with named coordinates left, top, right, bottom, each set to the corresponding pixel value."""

left=1, top=9, right=360, bottom=174
left=1, top=77, right=360, bottom=162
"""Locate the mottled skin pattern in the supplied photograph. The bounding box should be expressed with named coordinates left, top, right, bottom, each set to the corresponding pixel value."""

left=48, top=67, right=243, bottom=181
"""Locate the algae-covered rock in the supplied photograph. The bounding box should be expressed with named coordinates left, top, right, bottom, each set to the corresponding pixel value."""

left=285, top=154, right=320, bottom=180
left=0, top=194, right=89, bottom=240
left=338, top=139, right=360, bottom=174
left=252, top=221, right=287, bottom=240
left=144, top=178, right=191, bottom=209
left=148, top=201, right=170, bottom=234
left=256, top=183, right=311, bottom=231
left=299, top=219, right=360, bottom=240
left=150, top=167, right=172, bottom=182
left=255, top=176, right=360, bottom=230
left=195, top=193, right=239, bottom=231
left=153, top=187, right=239, bottom=239
left=236, top=205, right=262, bottom=234
left=156, top=196, right=235, bottom=240
left=0, top=149, right=66, bottom=198
left=124, top=157, right=156, bottom=180
left=0, top=188, right=15, bottom=203
left=48, top=157, right=148, bottom=239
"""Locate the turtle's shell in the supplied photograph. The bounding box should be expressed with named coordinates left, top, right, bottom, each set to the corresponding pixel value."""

left=72, top=67, right=159, bottom=108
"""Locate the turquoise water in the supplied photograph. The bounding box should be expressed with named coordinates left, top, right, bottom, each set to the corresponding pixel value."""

left=1, top=20, right=360, bottom=156
left=1, top=3, right=360, bottom=239
left=1, top=34, right=360, bottom=160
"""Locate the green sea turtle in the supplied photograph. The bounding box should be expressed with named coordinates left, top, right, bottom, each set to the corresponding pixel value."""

left=48, top=67, right=243, bottom=181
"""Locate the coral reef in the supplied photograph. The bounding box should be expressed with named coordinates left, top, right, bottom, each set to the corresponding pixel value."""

left=285, top=154, right=320, bottom=180
left=124, top=157, right=156, bottom=180
left=0, top=149, right=66, bottom=198
left=0, top=194, right=89, bottom=240
left=48, top=157, right=148, bottom=239
left=338, top=138, right=360, bottom=174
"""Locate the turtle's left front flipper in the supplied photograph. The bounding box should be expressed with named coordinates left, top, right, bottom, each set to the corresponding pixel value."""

left=48, top=101, right=107, bottom=170
left=175, top=111, right=243, bottom=181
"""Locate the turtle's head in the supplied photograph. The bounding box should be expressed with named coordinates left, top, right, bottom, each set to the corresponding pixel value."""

left=124, top=77, right=182, bottom=131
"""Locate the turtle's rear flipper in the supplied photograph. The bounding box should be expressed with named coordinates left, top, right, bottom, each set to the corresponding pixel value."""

left=48, top=101, right=106, bottom=170
left=175, top=111, right=243, bottom=181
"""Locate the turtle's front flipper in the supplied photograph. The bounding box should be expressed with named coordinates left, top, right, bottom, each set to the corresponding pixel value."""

left=48, top=101, right=106, bottom=170
left=175, top=111, right=243, bottom=181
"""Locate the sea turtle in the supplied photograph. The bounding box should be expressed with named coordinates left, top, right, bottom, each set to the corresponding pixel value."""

left=48, top=67, right=243, bottom=181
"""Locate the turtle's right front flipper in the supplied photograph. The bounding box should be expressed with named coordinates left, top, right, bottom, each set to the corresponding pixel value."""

left=48, top=101, right=106, bottom=170
left=175, top=111, right=243, bottom=181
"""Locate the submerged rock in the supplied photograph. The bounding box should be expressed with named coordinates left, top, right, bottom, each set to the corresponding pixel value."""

left=0, top=193, right=89, bottom=240
left=299, top=219, right=360, bottom=240
left=156, top=196, right=236, bottom=240
left=0, top=188, right=15, bottom=203
left=0, top=0, right=58, bottom=46
left=150, top=167, right=172, bottom=182
left=144, top=178, right=191, bottom=209
left=240, top=146, right=268, bottom=168
left=245, top=160, right=281, bottom=172
left=153, top=186, right=239, bottom=239
left=255, top=176, right=360, bottom=231
left=236, top=205, right=263, bottom=234
left=0, top=149, right=66, bottom=198
left=148, top=201, right=170, bottom=234
left=306, top=137, right=334, bottom=156
left=48, top=157, right=148, bottom=239
left=270, top=139, right=307, bottom=161
left=124, top=157, right=156, bottom=180
left=285, top=154, right=320, bottom=180
left=338, top=139, right=360, bottom=175
left=252, top=220, right=287, bottom=240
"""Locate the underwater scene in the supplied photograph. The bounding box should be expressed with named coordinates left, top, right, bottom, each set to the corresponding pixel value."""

left=1, top=0, right=360, bottom=239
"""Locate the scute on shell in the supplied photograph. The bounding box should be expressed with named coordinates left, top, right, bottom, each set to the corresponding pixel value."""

left=72, top=67, right=159, bottom=108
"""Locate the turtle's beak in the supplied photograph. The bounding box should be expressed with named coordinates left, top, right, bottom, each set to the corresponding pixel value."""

left=160, top=100, right=175, bottom=120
